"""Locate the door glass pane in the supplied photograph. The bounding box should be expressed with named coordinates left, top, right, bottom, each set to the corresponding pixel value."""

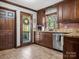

left=23, top=32, right=29, bottom=43
left=22, top=15, right=31, bottom=43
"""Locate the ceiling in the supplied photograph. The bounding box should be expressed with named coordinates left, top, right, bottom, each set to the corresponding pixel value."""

left=6, top=0, right=63, bottom=10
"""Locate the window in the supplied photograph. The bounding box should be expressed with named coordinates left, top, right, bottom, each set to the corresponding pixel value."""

left=46, top=13, right=58, bottom=31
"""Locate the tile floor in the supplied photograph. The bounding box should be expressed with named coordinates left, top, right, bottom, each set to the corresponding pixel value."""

left=0, top=44, right=63, bottom=59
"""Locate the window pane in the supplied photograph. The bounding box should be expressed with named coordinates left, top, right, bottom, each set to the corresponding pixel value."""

left=46, top=14, right=58, bottom=30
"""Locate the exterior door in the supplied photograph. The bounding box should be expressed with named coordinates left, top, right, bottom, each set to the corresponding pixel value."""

left=0, top=7, right=16, bottom=50
left=20, top=12, right=32, bottom=46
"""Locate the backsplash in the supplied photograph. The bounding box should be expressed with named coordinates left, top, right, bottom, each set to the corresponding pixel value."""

left=59, top=23, right=79, bottom=29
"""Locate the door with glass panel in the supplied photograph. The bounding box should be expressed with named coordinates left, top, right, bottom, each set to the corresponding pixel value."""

left=20, top=12, right=32, bottom=46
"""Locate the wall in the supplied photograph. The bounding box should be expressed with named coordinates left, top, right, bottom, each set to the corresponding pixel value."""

left=45, top=7, right=57, bottom=15
left=0, top=1, right=37, bottom=47
left=59, top=23, right=79, bottom=29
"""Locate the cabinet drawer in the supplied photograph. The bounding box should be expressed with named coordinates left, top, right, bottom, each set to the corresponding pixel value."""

left=35, top=32, right=53, bottom=48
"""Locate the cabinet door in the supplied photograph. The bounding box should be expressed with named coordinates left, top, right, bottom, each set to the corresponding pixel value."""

left=74, top=44, right=79, bottom=59
left=37, top=9, right=45, bottom=25
left=64, top=37, right=79, bottom=59
left=58, top=2, right=63, bottom=22
left=35, top=32, right=52, bottom=48
left=63, top=0, right=75, bottom=20
left=39, top=32, right=46, bottom=46
left=76, top=0, right=79, bottom=19
left=64, top=39, right=75, bottom=59
left=34, top=32, right=40, bottom=44
left=45, top=32, right=52, bottom=48
left=40, top=32, right=52, bottom=48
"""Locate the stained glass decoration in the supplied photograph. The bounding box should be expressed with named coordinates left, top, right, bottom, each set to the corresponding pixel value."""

left=23, top=18, right=29, bottom=25
left=23, top=15, right=30, bottom=32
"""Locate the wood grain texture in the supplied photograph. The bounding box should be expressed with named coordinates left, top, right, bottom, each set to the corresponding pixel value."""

left=58, top=2, right=63, bottom=22
left=37, top=9, right=45, bottom=25
left=34, top=32, right=52, bottom=48
left=0, top=7, right=16, bottom=50
left=63, top=0, right=75, bottom=20
left=64, top=36, right=79, bottom=59
left=62, top=0, right=79, bottom=22
left=76, top=0, right=79, bottom=19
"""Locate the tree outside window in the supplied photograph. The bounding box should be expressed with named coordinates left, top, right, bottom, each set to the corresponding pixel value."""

left=46, top=14, right=58, bottom=31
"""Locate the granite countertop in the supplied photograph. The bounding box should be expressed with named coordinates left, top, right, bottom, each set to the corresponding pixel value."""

left=35, top=29, right=72, bottom=33
left=64, top=33, right=79, bottom=38
left=34, top=29, right=79, bottom=38
left=34, top=28, right=75, bottom=33
left=35, top=31, right=79, bottom=38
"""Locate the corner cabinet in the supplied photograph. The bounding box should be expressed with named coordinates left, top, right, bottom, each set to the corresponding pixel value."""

left=63, top=36, right=79, bottom=59
left=34, top=32, right=53, bottom=48
left=63, top=0, right=79, bottom=22
left=37, top=9, right=45, bottom=25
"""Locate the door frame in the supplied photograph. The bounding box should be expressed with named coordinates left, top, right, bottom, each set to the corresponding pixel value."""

left=20, top=12, right=33, bottom=46
left=0, top=6, right=17, bottom=48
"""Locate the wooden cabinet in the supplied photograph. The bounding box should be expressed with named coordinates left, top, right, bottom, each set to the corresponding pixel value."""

left=64, top=36, right=79, bottom=59
left=37, top=0, right=79, bottom=24
left=34, top=32, right=53, bottom=48
left=37, top=9, right=45, bottom=25
left=62, top=0, right=79, bottom=22
left=58, top=2, right=63, bottom=22
left=34, top=32, right=40, bottom=44
left=42, top=32, right=52, bottom=48
left=76, top=0, right=79, bottom=19
left=63, top=0, right=75, bottom=20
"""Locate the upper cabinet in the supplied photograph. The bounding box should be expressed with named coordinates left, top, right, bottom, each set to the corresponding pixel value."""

left=63, top=0, right=75, bottom=20
left=76, top=0, right=79, bottom=19
left=63, top=0, right=79, bottom=22
left=37, top=9, right=45, bottom=25
left=37, top=0, right=79, bottom=25
left=58, top=2, right=63, bottom=22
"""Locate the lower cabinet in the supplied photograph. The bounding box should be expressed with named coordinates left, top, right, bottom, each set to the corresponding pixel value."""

left=64, top=36, right=79, bottom=59
left=34, top=32, right=53, bottom=48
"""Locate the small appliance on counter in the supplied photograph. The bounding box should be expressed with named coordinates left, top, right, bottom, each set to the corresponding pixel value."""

left=37, top=25, right=45, bottom=31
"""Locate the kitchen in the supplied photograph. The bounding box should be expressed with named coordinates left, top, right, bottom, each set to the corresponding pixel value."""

left=0, top=0, right=79, bottom=59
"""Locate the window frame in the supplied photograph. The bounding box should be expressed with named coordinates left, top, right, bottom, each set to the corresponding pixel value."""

left=45, top=12, right=58, bottom=31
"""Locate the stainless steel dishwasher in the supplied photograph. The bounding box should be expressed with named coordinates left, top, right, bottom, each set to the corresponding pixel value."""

left=53, top=32, right=64, bottom=51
